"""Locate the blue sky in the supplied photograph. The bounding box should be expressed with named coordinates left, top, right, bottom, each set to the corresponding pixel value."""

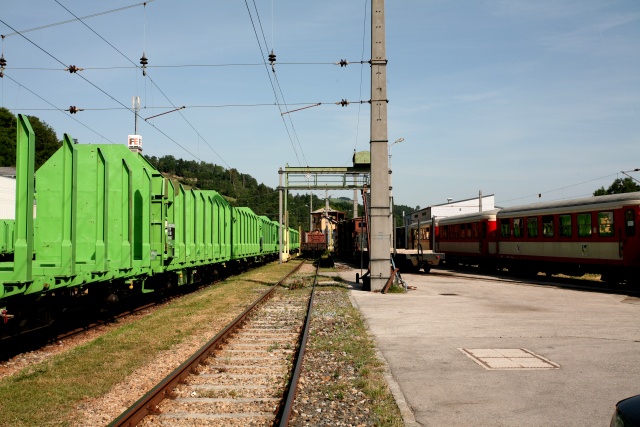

left=1, top=0, right=638, bottom=210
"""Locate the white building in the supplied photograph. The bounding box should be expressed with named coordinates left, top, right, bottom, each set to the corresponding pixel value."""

left=408, top=194, right=496, bottom=225
left=0, top=167, right=16, bottom=220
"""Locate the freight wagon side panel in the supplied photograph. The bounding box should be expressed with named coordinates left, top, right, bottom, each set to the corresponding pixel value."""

left=34, top=137, right=76, bottom=277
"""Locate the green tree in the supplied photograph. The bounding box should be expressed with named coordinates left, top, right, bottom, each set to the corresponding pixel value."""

left=393, top=203, right=413, bottom=227
left=0, top=107, right=17, bottom=167
left=0, top=107, right=61, bottom=170
left=593, top=177, right=640, bottom=196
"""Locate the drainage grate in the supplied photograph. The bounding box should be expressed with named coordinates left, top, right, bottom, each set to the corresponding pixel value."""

left=459, top=348, right=559, bottom=370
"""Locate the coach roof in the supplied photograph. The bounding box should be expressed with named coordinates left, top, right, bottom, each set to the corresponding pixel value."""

left=497, top=191, right=640, bottom=217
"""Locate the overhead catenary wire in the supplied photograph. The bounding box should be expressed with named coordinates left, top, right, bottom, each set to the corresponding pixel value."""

left=4, top=2, right=368, bottom=180
left=250, top=0, right=307, bottom=165
left=6, top=62, right=357, bottom=71
left=9, top=101, right=358, bottom=111
left=0, top=13, right=209, bottom=165
left=144, top=74, right=231, bottom=169
left=244, top=0, right=306, bottom=167
left=1, top=1, right=155, bottom=38
left=53, top=0, right=232, bottom=169
left=271, top=71, right=309, bottom=165
left=500, top=172, right=621, bottom=205
left=3, top=73, right=117, bottom=144
left=0, top=18, right=134, bottom=114
left=353, top=0, right=369, bottom=154
left=143, top=118, right=200, bottom=161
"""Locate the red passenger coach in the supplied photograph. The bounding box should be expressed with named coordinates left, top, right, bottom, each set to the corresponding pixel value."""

left=436, top=209, right=499, bottom=268
left=495, top=192, right=640, bottom=283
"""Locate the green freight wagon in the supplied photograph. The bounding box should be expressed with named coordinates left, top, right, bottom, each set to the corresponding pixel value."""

left=258, top=215, right=279, bottom=257
left=0, top=114, right=296, bottom=337
left=231, top=206, right=261, bottom=262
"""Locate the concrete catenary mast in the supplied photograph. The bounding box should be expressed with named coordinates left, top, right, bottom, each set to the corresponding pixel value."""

left=369, top=0, right=391, bottom=291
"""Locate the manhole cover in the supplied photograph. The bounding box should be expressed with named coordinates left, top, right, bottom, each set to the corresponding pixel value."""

left=439, top=293, right=458, bottom=296
left=459, top=348, right=559, bottom=370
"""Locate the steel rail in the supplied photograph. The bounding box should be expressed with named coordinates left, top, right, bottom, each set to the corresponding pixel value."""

left=108, top=260, right=306, bottom=427
left=275, top=262, right=319, bottom=426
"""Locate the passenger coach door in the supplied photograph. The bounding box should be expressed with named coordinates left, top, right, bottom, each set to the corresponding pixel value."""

left=480, top=221, right=487, bottom=255
left=624, top=208, right=638, bottom=264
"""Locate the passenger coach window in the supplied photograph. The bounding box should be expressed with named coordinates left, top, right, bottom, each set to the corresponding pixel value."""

left=598, top=212, right=614, bottom=236
left=472, top=223, right=479, bottom=238
left=527, top=217, right=538, bottom=238
left=542, top=215, right=554, bottom=237
left=513, top=218, right=523, bottom=238
left=559, top=215, right=572, bottom=237
left=578, top=213, right=592, bottom=237
left=625, top=209, right=636, bottom=237
left=500, top=219, right=510, bottom=238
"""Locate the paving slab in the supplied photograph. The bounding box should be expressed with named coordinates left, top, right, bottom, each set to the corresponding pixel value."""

left=338, top=268, right=640, bottom=427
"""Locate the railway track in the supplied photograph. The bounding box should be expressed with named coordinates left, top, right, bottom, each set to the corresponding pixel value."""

left=110, top=260, right=316, bottom=427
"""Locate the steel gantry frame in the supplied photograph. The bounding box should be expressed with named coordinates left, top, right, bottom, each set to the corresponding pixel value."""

left=277, top=0, right=390, bottom=292
left=277, top=165, right=370, bottom=263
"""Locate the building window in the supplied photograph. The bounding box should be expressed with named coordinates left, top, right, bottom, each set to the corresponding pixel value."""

left=598, top=211, right=614, bottom=237
left=513, top=218, right=523, bottom=238
left=559, top=214, right=571, bottom=237
left=500, top=219, right=510, bottom=238
left=542, top=215, right=554, bottom=237
left=527, top=217, right=538, bottom=238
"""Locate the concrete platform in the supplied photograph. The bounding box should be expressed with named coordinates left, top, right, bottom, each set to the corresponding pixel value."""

left=335, top=266, right=640, bottom=427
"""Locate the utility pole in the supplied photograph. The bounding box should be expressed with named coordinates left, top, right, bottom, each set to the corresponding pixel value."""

left=353, top=176, right=358, bottom=220
left=132, top=96, right=140, bottom=134
left=324, top=190, right=330, bottom=248
left=369, top=0, right=390, bottom=291
left=309, top=193, right=313, bottom=232
left=278, top=167, right=283, bottom=264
